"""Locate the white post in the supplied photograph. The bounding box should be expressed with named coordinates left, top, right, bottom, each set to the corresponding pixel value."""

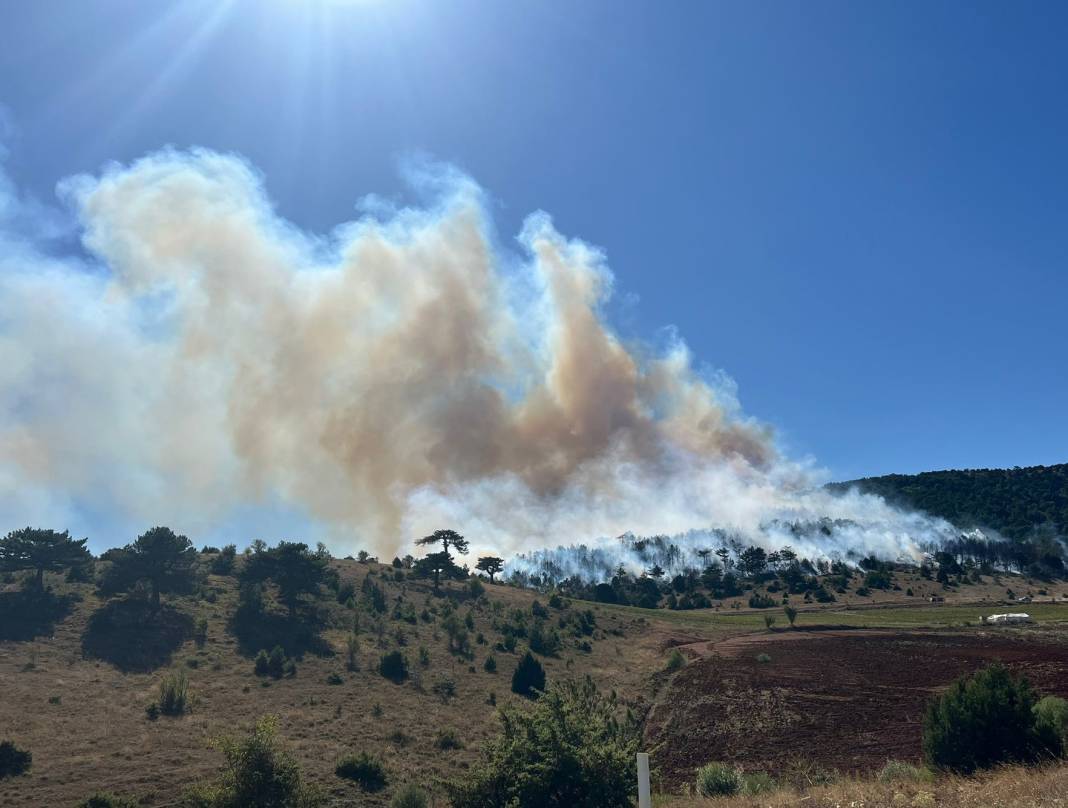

left=637, top=752, right=651, bottom=808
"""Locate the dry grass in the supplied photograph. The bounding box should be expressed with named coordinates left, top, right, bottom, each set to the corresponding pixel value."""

left=657, top=763, right=1068, bottom=808
left=0, top=559, right=678, bottom=807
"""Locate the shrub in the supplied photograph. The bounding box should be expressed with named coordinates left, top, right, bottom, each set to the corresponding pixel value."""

left=783, top=605, right=798, bottom=627
left=435, top=728, right=464, bottom=750
left=0, top=740, right=31, bottom=778
left=748, top=593, right=776, bottom=609
left=432, top=675, right=457, bottom=703
left=194, top=617, right=208, bottom=648
left=922, top=663, right=1060, bottom=772
left=449, top=678, right=640, bottom=808
left=379, top=650, right=409, bottom=683
left=326, top=672, right=344, bottom=685
left=158, top=669, right=190, bottom=716
left=145, top=703, right=160, bottom=721
left=210, top=544, right=237, bottom=576
left=742, top=772, right=776, bottom=795
left=345, top=634, right=359, bottom=671
left=254, top=649, right=269, bottom=675
left=695, top=762, right=742, bottom=796
left=267, top=646, right=287, bottom=679
left=665, top=649, right=685, bottom=671
left=183, top=715, right=323, bottom=807
left=390, top=784, right=429, bottom=808
left=755, top=653, right=771, bottom=664
left=1035, top=695, right=1068, bottom=745
left=763, top=614, right=776, bottom=629
left=335, top=751, right=388, bottom=791
left=336, top=580, right=356, bottom=604
left=510, top=651, right=545, bottom=698
left=877, top=760, right=933, bottom=783
left=483, top=655, right=497, bottom=673
left=78, top=794, right=140, bottom=808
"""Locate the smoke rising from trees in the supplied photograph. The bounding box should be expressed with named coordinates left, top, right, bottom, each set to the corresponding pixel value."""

left=0, top=147, right=963, bottom=558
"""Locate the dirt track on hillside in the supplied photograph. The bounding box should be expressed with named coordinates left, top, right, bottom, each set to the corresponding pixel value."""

left=647, top=628, right=1068, bottom=786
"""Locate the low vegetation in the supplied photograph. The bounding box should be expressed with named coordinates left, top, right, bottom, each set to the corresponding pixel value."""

left=449, top=677, right=641, bottom=808
left=922, top=663, right=1061, bottom=772
left=335, top=751, right=387, bottom=791
left=182, top=715, right=323, bottom=807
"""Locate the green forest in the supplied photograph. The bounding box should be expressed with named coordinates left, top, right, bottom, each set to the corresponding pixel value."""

left=828, top=464, right=1068, bottom=540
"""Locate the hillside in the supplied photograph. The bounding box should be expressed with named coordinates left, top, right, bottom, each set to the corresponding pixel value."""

left=0, top=553, right=667, bottom=807
left=5, top=538, right=1068, bottom=806
left=828, top=463, right=1068, bottom=540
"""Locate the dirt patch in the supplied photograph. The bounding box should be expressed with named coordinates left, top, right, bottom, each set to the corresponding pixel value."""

left=647, top=628, right=1068, bottom=787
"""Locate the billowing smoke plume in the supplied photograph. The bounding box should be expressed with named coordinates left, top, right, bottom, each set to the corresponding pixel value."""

left=0, top=146, right=960, bottom=559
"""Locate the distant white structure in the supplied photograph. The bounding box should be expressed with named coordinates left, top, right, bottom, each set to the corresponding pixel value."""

left=984, top=613, right=1033, bottom=625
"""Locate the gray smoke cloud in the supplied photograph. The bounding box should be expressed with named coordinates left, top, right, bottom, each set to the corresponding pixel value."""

left=0, top=146, right=960, bottom=558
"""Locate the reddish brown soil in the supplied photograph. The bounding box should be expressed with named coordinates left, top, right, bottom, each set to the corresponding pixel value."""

left=647, top=628, right=1068, bottom=786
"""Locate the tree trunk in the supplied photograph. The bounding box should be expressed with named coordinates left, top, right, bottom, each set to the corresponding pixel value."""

left=433, top=568, right=440, bottom=589
left=35, top=567, right=44, bottom=591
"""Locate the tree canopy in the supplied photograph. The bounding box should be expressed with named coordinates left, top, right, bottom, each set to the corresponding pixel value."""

left=475, top=556, right=504, bottom=582
left=829, top=464, right=1068, bottom=541
left=100, top=526, right=197, bottom=610
left=240, top=541, right=327, bottom=615
left=0, top=527, right=90, bottom=590
left=417, top=529, right=469, bottom=556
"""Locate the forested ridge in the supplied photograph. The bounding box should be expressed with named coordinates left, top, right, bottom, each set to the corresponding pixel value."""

left=829, top=464, right=1068, bottom=540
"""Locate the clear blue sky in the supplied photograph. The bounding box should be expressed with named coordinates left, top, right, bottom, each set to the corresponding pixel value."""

left=1, top=0, right=1065, bottom=482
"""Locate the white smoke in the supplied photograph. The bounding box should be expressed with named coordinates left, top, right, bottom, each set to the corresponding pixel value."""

left=0, top=145, right=959, bottom=559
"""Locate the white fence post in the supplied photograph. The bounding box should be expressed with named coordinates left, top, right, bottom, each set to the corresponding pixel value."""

left=637, top=752, right=651, bottom=808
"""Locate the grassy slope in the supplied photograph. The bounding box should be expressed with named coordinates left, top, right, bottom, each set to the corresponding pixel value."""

left=0, top=559, right=669, bottom=807
left=1, top=559, right=1064, bottom=806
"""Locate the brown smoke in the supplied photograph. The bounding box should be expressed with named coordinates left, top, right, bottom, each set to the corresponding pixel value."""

left=1, top=149, right=780, bottom=555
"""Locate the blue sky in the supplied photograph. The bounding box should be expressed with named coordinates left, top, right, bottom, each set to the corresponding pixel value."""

left=1, top=0, right=1065, bottom=483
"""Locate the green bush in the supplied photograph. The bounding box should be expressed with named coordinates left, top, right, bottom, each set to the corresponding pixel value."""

left=326, top=672, right=344, bottom=685
left=483, top=654, right=497, bottom=673
left=449, top=677, right=640, bottom=808
left=181, top=715, right=323, bottom=807
left=209, top=544, right=237, bottom=576
left=254, top=649, right=270, bottom=676
left=158, top=669, right=190, bottom=716
left=665, top=649, right=685, bottom=671
left=1035, top=695, right=1068, bottom=745
left=379, top=651, right=409, bottom=683
left=510, top=651, right=545, bottom=698
left=0, top=740, right=31, bottom=779
left=390, top=784, right=429, bottom=808
left=876, top=760, right=933, bottom=783
left=267, top=645, right=287, bottom=679
left=748, top=593, right=776, bottom=609
left=742, top=771, right=777, bottom=795
left=335, top=751, right=388, bottom=791
left=922, top=663, right=1061, bottom=773
left=755, top=653, right=771, bottom=664
left=194, top=617, right=208, bottom=647
left=78, top=793, right=140, bottom=808
left=695, top=762, right=742, bottom=796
